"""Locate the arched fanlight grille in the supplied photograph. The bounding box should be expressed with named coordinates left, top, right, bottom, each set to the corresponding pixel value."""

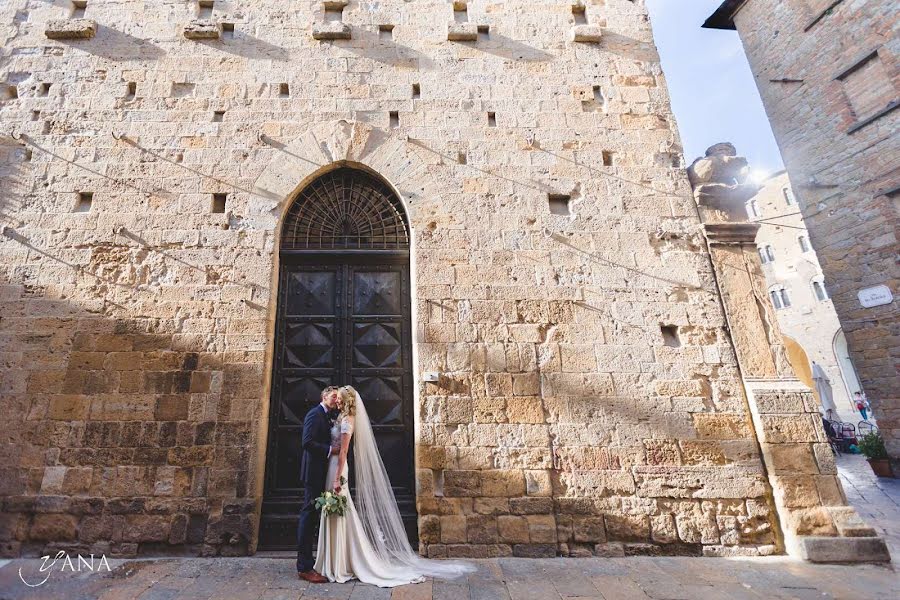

left=281, top=168, right=410, bottom=250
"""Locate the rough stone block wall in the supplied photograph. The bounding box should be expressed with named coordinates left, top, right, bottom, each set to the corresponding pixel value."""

left=1, top=0, right=778, bottom=558
left=727, top=0, right=899, bottom=463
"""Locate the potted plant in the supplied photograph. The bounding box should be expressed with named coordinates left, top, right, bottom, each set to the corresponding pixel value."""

left=858, top=432, right=894, bottom=478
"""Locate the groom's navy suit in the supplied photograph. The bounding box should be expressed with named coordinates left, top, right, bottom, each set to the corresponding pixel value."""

left=297, top=403, right=335, bottom=573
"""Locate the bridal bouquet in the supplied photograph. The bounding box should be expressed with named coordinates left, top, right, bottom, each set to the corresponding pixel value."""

left=315, top=477, right=348, bottom=516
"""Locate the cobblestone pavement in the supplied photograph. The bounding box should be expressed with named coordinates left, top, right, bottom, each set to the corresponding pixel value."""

left=837, top=453, right=900, bottom=556
left=1, top=555, right=897, bottom=600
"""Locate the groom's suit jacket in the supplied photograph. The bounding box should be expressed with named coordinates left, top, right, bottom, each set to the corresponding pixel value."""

left=300, top=404, right=332, bottom=489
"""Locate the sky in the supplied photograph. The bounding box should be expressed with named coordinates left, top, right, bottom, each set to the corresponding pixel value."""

left=645, top=0, right=785, bottom=177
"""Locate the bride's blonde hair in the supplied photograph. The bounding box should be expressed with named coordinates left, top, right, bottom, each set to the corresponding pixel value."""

left=338, top=386, right=358, bottom=417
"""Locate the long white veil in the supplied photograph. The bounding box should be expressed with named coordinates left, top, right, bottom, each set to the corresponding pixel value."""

left=349, top=389, right=475, bottom=580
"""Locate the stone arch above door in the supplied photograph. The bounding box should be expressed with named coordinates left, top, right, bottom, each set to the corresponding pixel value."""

left=252, top=120, right=443, bottom=226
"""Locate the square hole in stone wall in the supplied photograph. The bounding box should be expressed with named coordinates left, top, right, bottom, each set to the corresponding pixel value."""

left=324, top=2, right=345, bottom=22
left=198, top=0, right=214, bottom=19
left=602, top=150, right=615, bottom=166
left=126, top=81, right=136, bottom=100
left=412, top=83, right=420, bottom=99
left=660, top=325, right=681, bottom=348
left=548, top=193, right=571, bottom=216
left=487, top=112, right=496, bottom=127
left=212, top=110, right=225, bottom=122
left=389, top=111, right=399, bottom=128
left=379, top=24, right=394, bottom=40
left=39, top=83, right=51, bottom=97
left=72, top=0, right=87, bottom=19
left=212, top=193, right=227, bottom=213
left=453, top=2, right=468, bottom=22
left=75, top=192, right=93, bottom=213
left=222, top=22, right=234, bottom=38
left=572, top=4, right=587, bottom=24
left=279, top=82, right=290, bottom=97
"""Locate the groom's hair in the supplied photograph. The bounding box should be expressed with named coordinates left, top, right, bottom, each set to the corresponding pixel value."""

left=321, top=386, right=339, bottom=401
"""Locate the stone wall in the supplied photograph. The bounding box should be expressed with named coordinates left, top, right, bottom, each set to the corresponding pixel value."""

left=710, top=0, right=899, bottom=465
left=1, top=1, right=779, bottom=558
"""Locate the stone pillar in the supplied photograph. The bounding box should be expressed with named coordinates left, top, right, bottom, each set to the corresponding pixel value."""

left=688, top=144, right=890, bottom=563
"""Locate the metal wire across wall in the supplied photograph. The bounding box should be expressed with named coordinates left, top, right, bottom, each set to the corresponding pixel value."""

left=281, top=168, right=410, bottom=250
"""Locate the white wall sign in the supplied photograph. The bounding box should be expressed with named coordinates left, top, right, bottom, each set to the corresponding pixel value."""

left=857, top=285, right=893, bottom=308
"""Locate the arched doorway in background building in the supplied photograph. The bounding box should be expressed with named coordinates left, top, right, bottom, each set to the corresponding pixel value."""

left=258, top=166, right=417, bottom=549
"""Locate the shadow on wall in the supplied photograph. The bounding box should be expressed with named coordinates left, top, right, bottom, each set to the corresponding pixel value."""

left=0, top=229, right=267, bottom=557
left=63, top=26, right=167, bottom=62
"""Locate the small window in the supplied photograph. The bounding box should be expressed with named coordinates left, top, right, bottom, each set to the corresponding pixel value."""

left=279, top=83, right=290, bottom=97
left=746, top=199, right=760, bottom=219
left=378, top=24, right=394, bottom=40
left=798, top=235, right=810, bottom=252
left=412, top=83, right=420, bottom=99
left=75, top=192, right=93, bottom=213
left=212, top=193, right=227, bottom=213
left=780, top=288, right=791, bottom=308
left=813, top=280, right=828, bottom=301
left=782, top=186, right=795, bottom=206
left=389, top=111, right=399, bottom=128
left=213, top=110, right=225, bottom=122
left=39, top=83, right=51, bottom=97
left=457, top=151, right=467, bottom=165
left=548, top=194, right=571, bottom=216
left=222, top=22, right=235, bottom=38
left=126, top=81, right=136, bottom=100
left=602, top=150, right=614, bottom=166
left=758, top=245, right=775, bottom=264
left=487, top=112, right=496, bottom=127
left=769, top=287, right=790, bottom=310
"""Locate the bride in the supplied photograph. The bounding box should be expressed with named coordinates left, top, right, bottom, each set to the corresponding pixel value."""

left=314, top=385, right=474, bottom=586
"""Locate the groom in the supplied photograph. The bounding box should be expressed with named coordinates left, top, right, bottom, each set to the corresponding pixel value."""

left=297, top=385, right=341, bottom=582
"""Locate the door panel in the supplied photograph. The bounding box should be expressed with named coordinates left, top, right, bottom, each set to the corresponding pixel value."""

left=259, top=255, right=416, bottom=550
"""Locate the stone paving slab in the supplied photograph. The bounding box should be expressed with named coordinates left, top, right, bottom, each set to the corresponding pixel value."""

left=837, top=453, right=900, bottom=556
left=1, top=556, right=897, bottom=600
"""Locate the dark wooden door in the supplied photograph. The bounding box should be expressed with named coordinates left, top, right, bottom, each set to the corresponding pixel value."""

left=259, top=252, right=416, bottom=550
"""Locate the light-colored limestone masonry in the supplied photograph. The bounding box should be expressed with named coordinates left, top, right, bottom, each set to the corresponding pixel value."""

left=0, top=0, right=797, bottom=559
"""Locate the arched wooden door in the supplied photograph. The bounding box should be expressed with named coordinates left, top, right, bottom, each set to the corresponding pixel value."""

left=258, top=167, right=417, bottom=550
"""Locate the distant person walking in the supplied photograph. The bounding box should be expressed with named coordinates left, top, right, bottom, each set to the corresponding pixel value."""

left=854, top=391, right=871, bottom=421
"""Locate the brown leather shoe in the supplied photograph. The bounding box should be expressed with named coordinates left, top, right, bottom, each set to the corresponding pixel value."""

left=298, top=570, right=329, bottom=583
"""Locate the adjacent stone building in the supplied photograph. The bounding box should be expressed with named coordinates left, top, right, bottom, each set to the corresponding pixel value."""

left=704, top=1, right=899, bottom=467
left=0, top=0, right=884, bottom=562
left=748, top=172, right=862, bottom=421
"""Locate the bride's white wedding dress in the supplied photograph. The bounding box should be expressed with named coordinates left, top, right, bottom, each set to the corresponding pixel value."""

left=313, top=391, right=473, bottom=587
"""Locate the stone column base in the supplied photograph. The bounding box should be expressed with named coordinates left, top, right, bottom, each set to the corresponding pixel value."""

left=798, top=536, right=891, bottom=563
